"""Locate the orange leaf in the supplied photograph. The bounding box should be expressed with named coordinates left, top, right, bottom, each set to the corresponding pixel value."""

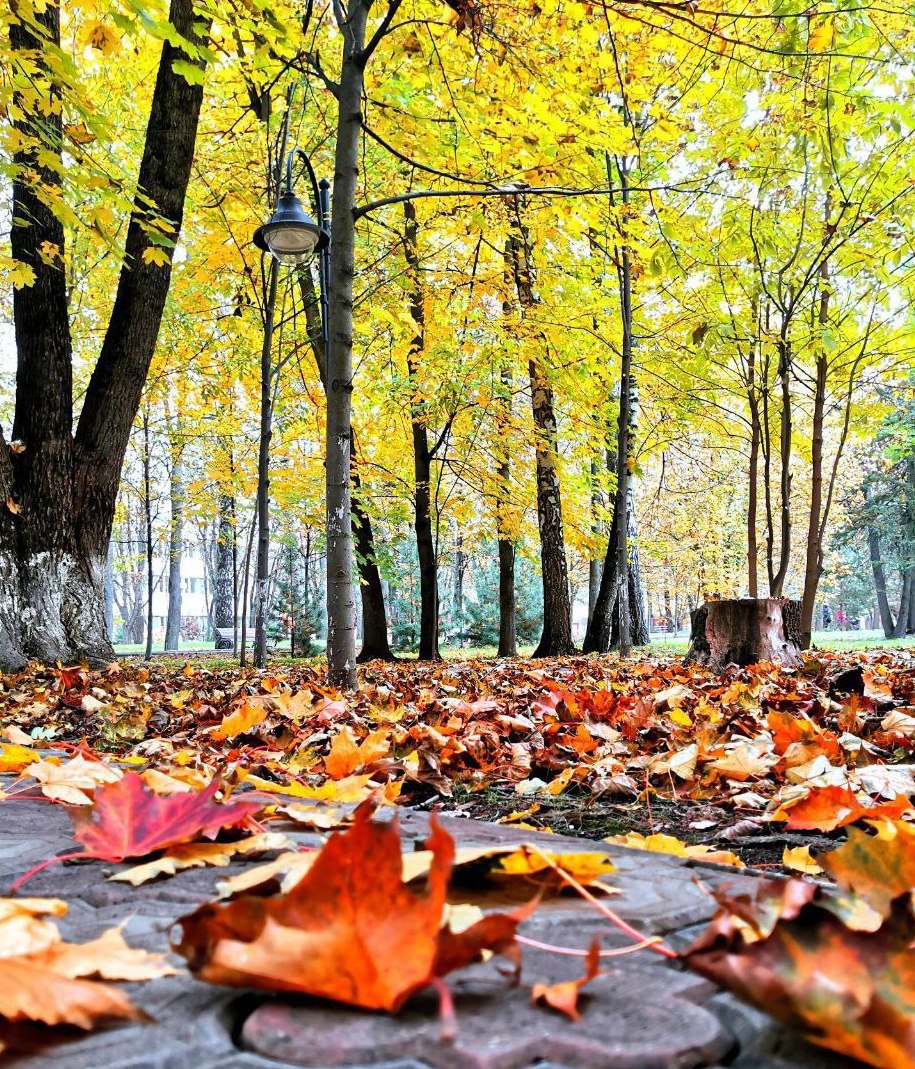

left=531, top=937, right=601, bottom=1021
left=324, top=726, right=390, bottom=779
left=683, top=881, right=915, bottom=1069
left=174, top=802, right=527, bottom=1011
left=211, top=700, right=268, bottom=740
left=775, top=786, right=912, bottom=833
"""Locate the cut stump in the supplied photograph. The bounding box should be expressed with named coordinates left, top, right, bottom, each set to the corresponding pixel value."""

left=685, top=598, right=802, bottom=669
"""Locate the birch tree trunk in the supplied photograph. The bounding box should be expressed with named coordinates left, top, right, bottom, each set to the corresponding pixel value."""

left=324, top=0, right=377, bottom=688
left=212, top=491, right=235, bottom=638
left=164, top=446, right=184, bottom=651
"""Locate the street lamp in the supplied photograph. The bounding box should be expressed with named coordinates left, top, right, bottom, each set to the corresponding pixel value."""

left=254, top=150, right=330, bottom=263
left=249, top=147, right=330, bottom=669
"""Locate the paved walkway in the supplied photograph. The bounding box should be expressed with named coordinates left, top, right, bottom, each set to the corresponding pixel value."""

left=0, top=785, right=860, bottom=1069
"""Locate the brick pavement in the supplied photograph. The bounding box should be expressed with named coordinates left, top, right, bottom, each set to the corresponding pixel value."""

left=0, top=787, right=862, bottom=1069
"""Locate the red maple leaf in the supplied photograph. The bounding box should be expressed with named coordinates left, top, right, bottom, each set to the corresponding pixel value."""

left=69, top=773, right=260, bottom=861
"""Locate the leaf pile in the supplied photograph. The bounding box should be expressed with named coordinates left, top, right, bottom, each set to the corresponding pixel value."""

left=3, top=651, right=915, bottom=842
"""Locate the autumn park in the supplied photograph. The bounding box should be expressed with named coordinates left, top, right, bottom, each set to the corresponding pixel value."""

left=3, top=0, right=915, bottom=1063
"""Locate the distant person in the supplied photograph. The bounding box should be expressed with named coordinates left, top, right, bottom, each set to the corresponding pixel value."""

left=822, top=604, right=832, bottom=630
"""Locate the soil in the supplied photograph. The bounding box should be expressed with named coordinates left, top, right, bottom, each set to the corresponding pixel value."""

left=426, top=787, right=843, bottom=876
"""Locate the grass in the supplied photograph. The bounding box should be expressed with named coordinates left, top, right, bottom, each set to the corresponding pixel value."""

left=112, top=627, right=912, bottom=666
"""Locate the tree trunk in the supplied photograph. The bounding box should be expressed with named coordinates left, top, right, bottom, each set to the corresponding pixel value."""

left=352, top=461, right=395, bottom=661
left=104, top=542, right=115, bottom=641
left=800, top=353, right=827, bottom=648
left=686, top=598, right=801, bottom=668
left=164, top=444, right=184, bottom=651
left=496, top=290, right=516, bottom=658
left=0, top=0, right=208, bottom=671
left=403, top=200, right=440, bottom=660
left=504, top=200, right=573, bottom=657
left=769, top=326, right=793, bottom=597
left=143, top=413, right=154, bottom=660
left=299, top=259, right=394, bottom=663
left=253, top=260, right=279, bottom=668
left=212, top=491, right=235, bottom=637
left=584, top=159, right=636, bottom=655
left=324, top=1, right=375, bottom=689
left=453, top=530, right=465, bottom=646
left=746, top=328, right=760, bottom=598
left=870, top=517, right=896, bottom=637
left=589, top=455, right=602, bottom=616
left=529, top=357, right=574, bottom=657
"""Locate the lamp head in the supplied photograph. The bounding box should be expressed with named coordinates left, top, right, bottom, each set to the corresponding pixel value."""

left=253, top=192, right=329, bottom=265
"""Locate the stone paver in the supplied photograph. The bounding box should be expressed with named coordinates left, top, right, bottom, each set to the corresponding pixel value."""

left=0, top=783, right=860, bottom=1069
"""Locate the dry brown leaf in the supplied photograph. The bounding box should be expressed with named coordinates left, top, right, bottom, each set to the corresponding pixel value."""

left=111, top=832, right=292, bottom=886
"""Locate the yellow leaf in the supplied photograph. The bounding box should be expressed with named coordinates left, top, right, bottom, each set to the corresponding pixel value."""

left=496, top=847, right=618, bottom=886
left=0, top=743, right=41, bottom=774
left=607, top=832, right=744, bottom=868
left=141, top=246, right=171, bottom=267
left=808, top=19, right=834, bottom=52
left=3, top=257, right=35, bottom=290
left=243, top=772, right=377, bottom=804
left=782, top=844, right=823, bottom=875
left=84, top=21, right=120, bottom=54
left=211, top=700, right=268, bottom=740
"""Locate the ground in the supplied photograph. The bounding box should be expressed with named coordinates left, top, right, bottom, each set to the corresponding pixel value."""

left=3, top=644, right=913, bottom=873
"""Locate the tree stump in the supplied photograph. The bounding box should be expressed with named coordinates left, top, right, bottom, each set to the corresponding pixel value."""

left=685, top=598, right=802, bottom=669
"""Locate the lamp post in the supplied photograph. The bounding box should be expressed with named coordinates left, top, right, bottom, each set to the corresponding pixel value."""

left=251, top=148, right=330, bottom=669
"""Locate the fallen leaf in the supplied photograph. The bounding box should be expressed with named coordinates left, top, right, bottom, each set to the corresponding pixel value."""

left=210, top=700, right=268, bottom=741
left=69, top=773, right=261, bottom=861
left=110, top=832, right=292, bottom=885
left=607, top=832, right=743, bottom=868
left=682, top=881, right=915, bottom=1069
left=531, top=937, right=601, bottom=1021
left=782, top=845, right=823, bottom=876
left=215, top=850, right=318, bottom=898
left=324, top=726, right=390, bottom=779
left=175, top=802, right=528, bottom=1011
left=773, top=784, right=912, bottom=832
left=0, top=742, right=41, bottom=773
left=24, top=755, right=122, bottom=805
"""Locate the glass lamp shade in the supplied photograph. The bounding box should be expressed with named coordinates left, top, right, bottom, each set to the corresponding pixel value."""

left=253, top=192, right=329, bottom=265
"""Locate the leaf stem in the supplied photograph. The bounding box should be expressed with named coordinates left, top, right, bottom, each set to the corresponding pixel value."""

left=525, top=844, right=677, bottom=959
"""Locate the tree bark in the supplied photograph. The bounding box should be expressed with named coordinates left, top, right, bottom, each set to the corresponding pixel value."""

left=142, top=413, right=154, bottom=659
left=865, top=502, right=894, bottom=638
left=496, top=279, right=516, bottom=658
left=298, top=263, right=394, bottom=662
left=769, top=325, right=793, bottom=597
left=504, top=201, right=573, bottom=657
left=746, top=313, right=760, bottom=598
left=212, top=491, right=235, bottom=637
left=164, top=439, right=184, bottom=651
left=1, top=0, right=208, bottom=670
left=799, top=353, right=827, bottom=648
left=686, top=598, right=801, bottom=669
left=324, top=0, right=375, bottom=688
left=253, top=261, right=279, bottom=668
left=403, top=200, right=440, bottom=660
